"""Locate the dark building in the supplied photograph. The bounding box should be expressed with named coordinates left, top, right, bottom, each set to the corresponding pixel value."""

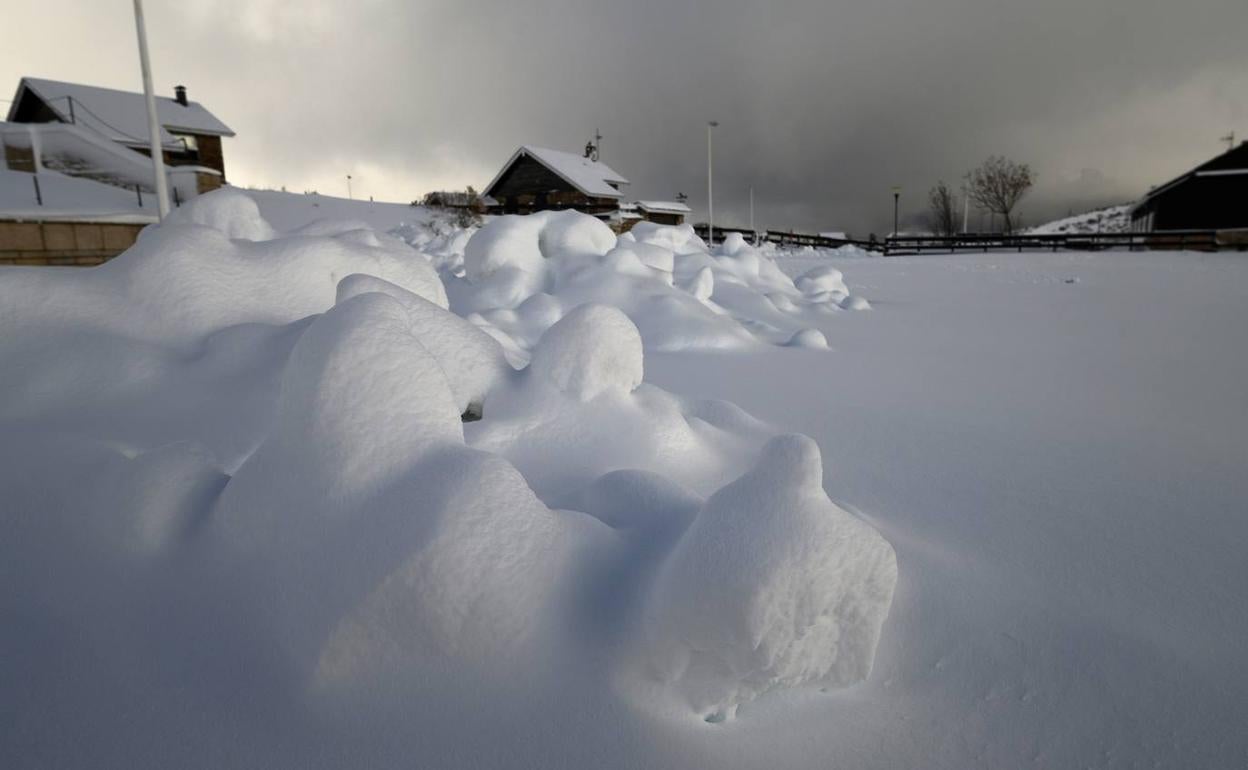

left=5, top=76, right=234, bottom=192
left=1131, top=142, right=1248, bottom=232
left=483, top=145, right=628, bottom=218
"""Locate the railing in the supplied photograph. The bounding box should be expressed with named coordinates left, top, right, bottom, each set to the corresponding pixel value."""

left=692, top=224, right=877, bottom=250
left=693, top=224, right=1247, bottom=255
left=881, top=230, right=1241, bottom=254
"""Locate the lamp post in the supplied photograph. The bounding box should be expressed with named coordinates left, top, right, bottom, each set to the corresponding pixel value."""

left=346, top=174, right=353, bottom=200
left=132, top=0, right=169, bottom=220
left=749, top=186, right=755, bottom=236
left=707, top=121, right=719, bottom=245
left=891, top=186, right=901, bottom=237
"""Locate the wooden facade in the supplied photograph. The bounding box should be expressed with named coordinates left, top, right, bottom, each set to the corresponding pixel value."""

left=486, top=154, right=619, bottom=215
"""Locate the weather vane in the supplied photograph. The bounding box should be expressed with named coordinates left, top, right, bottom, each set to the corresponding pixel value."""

left=584, top=129, right=603, bottom=161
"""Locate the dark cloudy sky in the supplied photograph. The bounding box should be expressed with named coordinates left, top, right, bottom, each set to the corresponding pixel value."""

left=4, top=0, right=1246, bottom=233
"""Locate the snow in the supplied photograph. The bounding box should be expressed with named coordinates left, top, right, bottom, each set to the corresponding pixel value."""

left=13, top=77, right=234, bottom=147
left=637, top=200, right=693, bottom=214
left=643, top=434, right=898, bottom=721
left=0, top=189, right=900, bottom=768
left=0, top=166, right=160, bottom=221
left=527, top=304, right=644, bottom=401
left=1026, top=203, right=1132, bottom=234
left=4, top=189, right=1247, bottom=768
left=441, top=213, right=869, bottom=361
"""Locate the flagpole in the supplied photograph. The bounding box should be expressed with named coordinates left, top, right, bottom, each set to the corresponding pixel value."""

left=133, top=0, right=170, bottom=220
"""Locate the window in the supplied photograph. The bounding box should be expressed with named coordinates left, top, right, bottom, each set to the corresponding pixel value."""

left=171, top=133, right=199, bottom=155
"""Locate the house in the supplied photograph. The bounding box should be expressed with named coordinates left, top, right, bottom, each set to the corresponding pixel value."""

left=483, top=145, right=628, bottom=218
left=1131, top=141, right=1248, bottom=232
left=6, top=77, right=234, bottom=192
left=636, top=200, right=691, bottom=225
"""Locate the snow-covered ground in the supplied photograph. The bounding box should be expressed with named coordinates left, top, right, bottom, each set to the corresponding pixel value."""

left=2, top=190, right=1246, bottom=768
left=1026, top=203, right=1133, bottom=234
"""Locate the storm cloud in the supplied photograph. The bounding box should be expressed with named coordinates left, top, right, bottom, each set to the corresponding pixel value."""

left=4, top=0, right=1246, bottom=233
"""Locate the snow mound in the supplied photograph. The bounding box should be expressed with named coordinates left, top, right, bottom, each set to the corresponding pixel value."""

left=163, top=186, right=277, bottom=241
left=0, top=191, right=898, bottom=761
left=425, top=211, right=870, bottom=358
left=644, top=435, right=898, bottom=720
left=529, top=304, right=644, bottom=401
left=786, top=328, right=829, bottom=349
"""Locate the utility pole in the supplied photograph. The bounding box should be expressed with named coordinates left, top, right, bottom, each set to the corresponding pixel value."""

left=707, top=121, right=718, bottom=245
left=132, top=0, right=169, bottom=220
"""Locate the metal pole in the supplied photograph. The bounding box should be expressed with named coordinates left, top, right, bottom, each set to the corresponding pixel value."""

left=707, top=121, right=718, bottom=245
left=133, top=0, right=169, bottom=220
left=347, top=174, right=353, bottom=200
left=32, top=175, right=43, bottom=206
left=962, top=194, right=970, bottom=233
left=749, top=186, right=754, bottom=236
left=893, top=191, right=900, bottom=236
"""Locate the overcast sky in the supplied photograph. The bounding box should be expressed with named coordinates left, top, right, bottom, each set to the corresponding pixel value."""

left=4, top=0, right=1247, bottom=233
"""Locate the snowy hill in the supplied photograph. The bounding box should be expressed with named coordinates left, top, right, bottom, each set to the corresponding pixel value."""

left=1026, top=203, right=1133, bottom=234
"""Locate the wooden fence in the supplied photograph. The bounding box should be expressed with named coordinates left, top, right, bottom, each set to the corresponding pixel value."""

left=694, top=224, right=1248, bottom=256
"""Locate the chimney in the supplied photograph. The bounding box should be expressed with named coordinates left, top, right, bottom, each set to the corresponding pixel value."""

left=174, top=85, right=187, bottom=106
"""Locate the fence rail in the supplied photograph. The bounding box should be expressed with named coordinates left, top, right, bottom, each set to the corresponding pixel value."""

left=691, top=224, right=876, bottom=250
left=692, top=224, right=1248, bottom=255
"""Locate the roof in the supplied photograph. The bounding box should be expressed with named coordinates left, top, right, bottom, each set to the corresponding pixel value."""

left=1135, top=141, right=1248, bottom=210
left=8, top=77, right=235, bottom=148
left=484, top=145, right=629, bottom=199
left=637, top=200, right=691, bottom=214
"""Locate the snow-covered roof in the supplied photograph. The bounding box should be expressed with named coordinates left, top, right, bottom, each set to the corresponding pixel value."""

left=485, top=145, right=629, bottom=199
left=9, top=77, right=235, bottom=148
left=637, top=200, right=691, bottom=214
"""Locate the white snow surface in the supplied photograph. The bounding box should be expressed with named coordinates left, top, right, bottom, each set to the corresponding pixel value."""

left=4, top=190, right=1247, bottom=768
left=0, top=189, right=901, bottom=767
left=1026, top=203, right=1133, bottom=234
left=439, top=214, right=869, bottom=363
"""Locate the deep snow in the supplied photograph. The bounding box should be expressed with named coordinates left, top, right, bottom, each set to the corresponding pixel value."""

left=3, top=190, right=1246, bottom=769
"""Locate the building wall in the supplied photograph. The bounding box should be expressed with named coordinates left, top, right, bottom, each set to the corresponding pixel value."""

left=1147, top=176, right=1248, bottom=231
left=195, top=135, right=226, bottom=179
left=0, top=220, right=146, bottom=265
left=643, top=212, right=684, bottom=225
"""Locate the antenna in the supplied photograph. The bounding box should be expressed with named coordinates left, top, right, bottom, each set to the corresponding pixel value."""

left=1221, top=132, right=1236, bottom=151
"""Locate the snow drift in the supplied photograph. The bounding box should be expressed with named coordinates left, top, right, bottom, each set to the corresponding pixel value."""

left=0, top=189, right=896, bottom=766
left=411, top=211, right=871, bottom=362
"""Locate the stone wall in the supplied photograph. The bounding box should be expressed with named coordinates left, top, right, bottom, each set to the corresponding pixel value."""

left=0, top=219, right=147, bottom=266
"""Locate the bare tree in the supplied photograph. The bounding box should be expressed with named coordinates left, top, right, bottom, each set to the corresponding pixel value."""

left=926, top=181, right=959, bottom=236
left=964, top=156, right=1034, bottom=233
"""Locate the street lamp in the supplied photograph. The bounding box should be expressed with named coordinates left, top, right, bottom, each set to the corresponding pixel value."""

left=346, top=174, right=353, bottom=201
left=707, top=121, right=719, bottom=245
left=891, top=185, right=902, bottom=237
left=132, top=0, right=169, bottom=220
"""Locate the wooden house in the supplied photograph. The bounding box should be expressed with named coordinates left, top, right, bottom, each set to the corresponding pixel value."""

left=6, top=77, right=234, bottom=191
left=483, top=145, right=628, bottom=217
left=1131, top=142, right=1248, bottom=232
left=636, top=200, right=691, bottom=225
